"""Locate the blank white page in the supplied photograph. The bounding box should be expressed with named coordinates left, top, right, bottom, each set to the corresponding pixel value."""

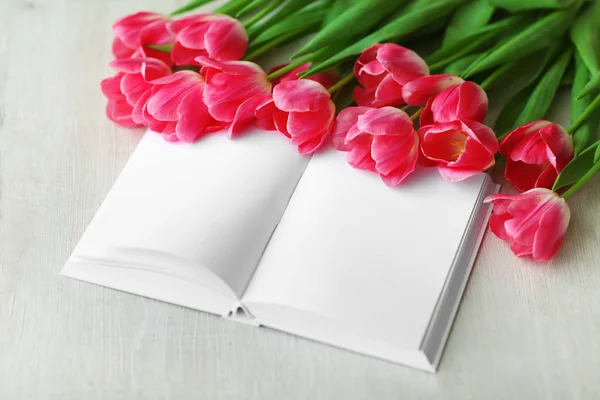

left=243, top=149, right=486, bottom=351
left=66, top=129, right=308, bottom=298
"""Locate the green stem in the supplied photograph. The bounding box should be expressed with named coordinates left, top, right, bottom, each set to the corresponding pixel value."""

left=480, top=62, right=514, bottom=91
left=328, top=73, right=354, bottom=94
left=561, top=159, right=600, bottom=199
left=214, top=0, right=247, bottom=15
left=410, top=107, right=423, bottom=122
left=243, top=0, right=285, bottom=29
left=169, top=0, right=216, bottom=16
left=568, top=92, right=600, bottom=134
left=267, top=55, right=313, bottom=80
left=244, top=31, right=297, bottom=60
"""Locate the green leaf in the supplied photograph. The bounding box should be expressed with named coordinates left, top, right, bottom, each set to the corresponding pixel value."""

left=488, top=0, right=576, bottom=12
left=577, top=71, right=600, bottom=99
left=494, top=87, right=532, bottom=137
left=517, top=48, right=573, bottom=125
left=595, top=143, right=600, bottom=163
left=443, top=54, right=481, bottom=76
left=214, top=0, right=248, bottom=15
left=301, top=0, right=469, bottom=76
left=246, top=0, right=323, bottom=38
left=426, top=15, right=526, bottom=67
left=292, top=0, right=407, bottom=59
left=494, top=48, right=571, bottom=135
left=169, top=0, right=216, bottom=16
left=553, top=140, right=600, bottom=191
left=236, top=0, right=271, bottom=17
left=481, top=43, right=563, bottom=96
left=250, top=6, right=328, bottom=47
left=462, top=7, right=578, bottom=78
left=570, top=0, right=600, bottom=75
left=322, top=0, right=353, bottom=26
left=442, top=0, right=495, bottom=46
left=571, top=51, right=600, bottom=154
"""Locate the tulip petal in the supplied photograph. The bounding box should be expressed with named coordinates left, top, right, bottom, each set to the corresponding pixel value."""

left=402, top=74, right=464, bottom=106
left=204, top=18, right=248, bottom=61
left=377, top=44, right=429, bottom=85
left=430, top=82, right=488, bottom=124
left=373, top=74, right=405, bottom=107
left=532, top=197, right=570, bottom=261
left=357, top=107, right=413, bottom=137
left=331, top=107, right=370, bottom=151
left=347, top=135, right=377, bottom=172
left=175, top=87, right=210, bottom=142
left=273, top=80, right=331, bottom=112
left=372, top=131, right=419, bottom=185
left=229, top=94, right=271, bottom=138
left=255, top=100, right=277, bottom=131
left=437, top=167, right=482, bottom=182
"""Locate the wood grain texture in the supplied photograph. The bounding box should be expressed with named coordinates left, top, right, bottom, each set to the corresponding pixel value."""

left=1, top=0, right=600, bottom=398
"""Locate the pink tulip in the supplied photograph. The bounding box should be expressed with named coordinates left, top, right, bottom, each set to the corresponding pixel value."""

left=500, top=121, right=574, bottom=192
left=353, top=43, right=429, bottom=108
left=101, top=58, right=171, bottom=128
left=112, top=12, right=174, bottom=64
left=485, top=188, right=570, bottom=262
left=169, top=14, right=248, bottom=66
left=142, top=70, right=226, bottom=142
left=269, top=63, right=339, bottom=90
left=402, top=74, right=464, bottom=106
left=420, top=81, right=488, bottom=127
left=255, top=80, right=335, bottom=155
left=419, top=120, right=498, bottom=182
left=196, top=56, right=272, bottom=137
left=331, top=106, right=419, bottom=186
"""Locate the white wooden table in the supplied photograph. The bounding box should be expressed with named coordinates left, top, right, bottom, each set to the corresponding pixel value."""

left=1, top=0, right=600, bottom=398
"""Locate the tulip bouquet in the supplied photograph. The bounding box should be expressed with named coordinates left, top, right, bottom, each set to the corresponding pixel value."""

left=101, top=0, right=600, bottom=262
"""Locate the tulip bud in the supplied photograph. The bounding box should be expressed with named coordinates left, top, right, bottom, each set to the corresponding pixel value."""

left=419, top=119, right=498, bottom=182
left=485, top=188, right=570, bottom=262
left=353, top=43, right=429, bottom=108
left=256, top=80, right=335, bottom=155
left=500, top=121, right=574, bottom=192
left=332, top=106, right=419, bottom=186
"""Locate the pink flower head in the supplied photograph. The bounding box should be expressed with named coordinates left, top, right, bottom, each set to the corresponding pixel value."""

left=256, top=80, right=335, bottom=155
left=353, top=43, right=429, bottom=108
left=142, top=70, right=226, bottom=142
left=195, top=56, right=272, bottom=137
left=419, top=120, right=498, bottom=182
left=402, top=74, right=464, bottom=106
left=331, top=106, right=419, bottom=186
left=269, top=63, right=339, bottom=90
left=169, top=14, right=248, bottom=66
left=485, top=188, right=570, bottom=262
left=101, top=58, right=172, bottom=128
left=420, top=81, right=488, bottom=127
left=500, top=121, right=574, bottom=192
left=112, top=12, right=174, bottom=64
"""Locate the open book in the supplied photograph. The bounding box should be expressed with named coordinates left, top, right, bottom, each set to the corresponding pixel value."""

left=62, top=129, right=497, bottom=372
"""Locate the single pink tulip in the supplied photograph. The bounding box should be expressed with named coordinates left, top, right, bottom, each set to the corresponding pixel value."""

left=112, top=12, right=174, bottom=64
left=485, top=188, right=570, bottom=262
left=331, top=106, right=419, bottom=186
left=402, top=74, right=464, bottom=106
left=101, top=58, right=172, bottom=128
left=195, top=56, right=272, bottom=137
left=255, top=80, right=335, bottom=155
left=419, top=120, right=498, bottom=182
left=269, top=63, right=339, bottom=90
left=169, top=14, right=248, bottom=66
left=353, top=43, right=429, bottom=108
left=500, top=121, right=574, bottom=192
left=420, top=81, right=488, bottom=127
left=142, top=71, right=226, bottom=142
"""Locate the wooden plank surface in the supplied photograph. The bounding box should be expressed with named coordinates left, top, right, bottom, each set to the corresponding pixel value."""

left=1, top=0, right=600, bottom=398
